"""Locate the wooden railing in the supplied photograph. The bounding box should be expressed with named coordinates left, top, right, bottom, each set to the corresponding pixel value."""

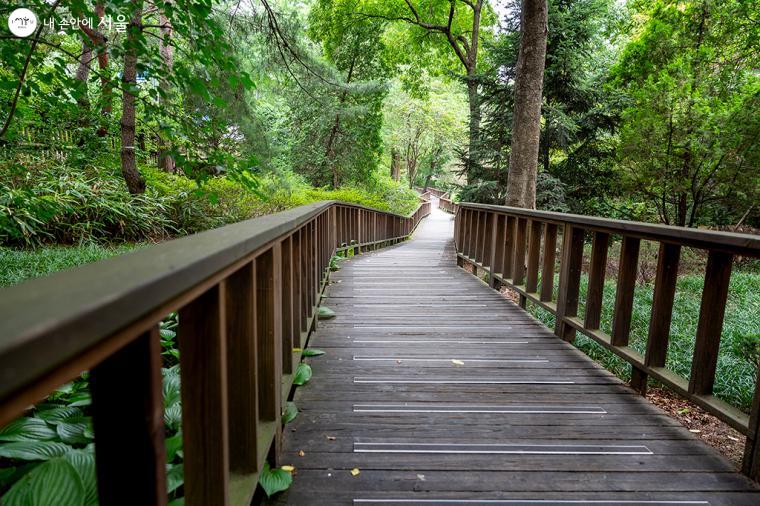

left=439, top=195, right=458, bottom=214
left=454, top=203, right=760, bottom=481
left=415, top=187, right=449, bottom=199
left=0, top=199, right=430, bottom=505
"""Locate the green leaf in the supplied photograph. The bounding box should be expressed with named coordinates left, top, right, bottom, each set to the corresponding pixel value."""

left=63, top=450, right=97, bottom=506
left=293, top=363, right=312, bottom=386
left=164, top=404, right=183, bottom=430
left=0, top=418, right=58, bottom=442
left=165, top=431, right=184, bottom=462
left=317, top=306, right=336, bottom=320
left=56, top=418, right=92, bottom=445
left=302, top=348, right=325, bottom=357
left=282, top=402, right=298, bottom=424
left=168, top=498, right=185, bottom=506
left=166, top=463, right=184, bottom=494
left=258, top=462, right=292, bottom=498
left=36, top=407, right=83, bottom=425
left=0, top=441, right=71, bottom=461
left=2, top=458, right=85, bottom=506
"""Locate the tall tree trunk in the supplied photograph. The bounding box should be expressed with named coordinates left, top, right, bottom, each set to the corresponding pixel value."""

left=74, top=39, right=94, bottom=134
left=390, top=147, right=401, bottom=181
left=466, top=75, right=481, bottom=181
left=323, top=55, right=356, bottom=189
left=79, top=4, right=112, bottom=136
left=120, top=0, right=146, bottom=195
left=505, top=0, right=548, bottom=209
left=157, top=9, right=176, bottom=173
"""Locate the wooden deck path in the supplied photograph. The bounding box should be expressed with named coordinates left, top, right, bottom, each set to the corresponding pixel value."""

left=267, top=209, right=760, bottom=505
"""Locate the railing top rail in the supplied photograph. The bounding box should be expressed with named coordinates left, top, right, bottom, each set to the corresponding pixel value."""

left=458, top=202, right=760, bottom=256
left=0, top=199, right=425, bottom=403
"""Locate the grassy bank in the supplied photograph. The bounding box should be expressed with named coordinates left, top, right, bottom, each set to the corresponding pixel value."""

left=527, top=268, right=760, bottom=412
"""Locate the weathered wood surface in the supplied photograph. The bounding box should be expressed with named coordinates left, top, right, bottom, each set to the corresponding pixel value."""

left=266, top=209, right=760, bottom=505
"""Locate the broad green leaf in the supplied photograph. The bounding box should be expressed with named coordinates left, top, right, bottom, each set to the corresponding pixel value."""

left=56, top=419, right=92, bottom=445
left=302, top=348, right=325, bottom=357
left=293, top=363, right=312, bottom=386
left=165, top=431, right=184, bottom=462
left=2, top=458, right=85, bottom=506
left=164, top=404, right=183, bottom=430
left=63, top=450, right=97, bottom=506
left=0, top=441, right=71, bottom=461
left=317, top=306, right=336, bottom=320
left=0, top=418, right=57, bottom=442
left=166, top=463, right=184, bottom=494
left=35, top=407, right=83, bottom=425
left=168, top=498, right=185, bottom=506
left=258, top=462, right=292, bottom=498
left=68, top=393, right=91, bottom=407
left=283, top=402, right=298, bottom=424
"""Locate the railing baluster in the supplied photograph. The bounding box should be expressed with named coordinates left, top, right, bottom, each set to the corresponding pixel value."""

left=555, top=225, right=584, bottom=341
left=483, top=212, right=494, bottom=269
left=689, top=251, right=733, bottom=395
left=744, top=372, right=760, bottom=481
left=503, top=216, right=515, bottom=279
left=645, top=243, right=681, bottom=368
left=611, top=237, right=641, bottom=346
left=511, top=217, right=527, bottom=286
left=224, top=262, right=259, bottom=473
left=178, top=284, right=229, bottom=506
left=540, top=223, right=558, bottom=302
left=91, top=326, right=167, bottom=506
left=256, top=248, right=282, bottom=422
left=492, top=214, right=506, bottom=278
left=280, top=237, right=294, bottom=375
left=526, top=220, right=542, bottom=294
left=584, top=232, right=610, bottom=330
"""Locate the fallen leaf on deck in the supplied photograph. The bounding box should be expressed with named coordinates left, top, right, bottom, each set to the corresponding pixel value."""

left=281, top=465, right=295, bottom=472
left=451, top=359, right=465, bottom=366
left=350, top=468, right=360, bottom=476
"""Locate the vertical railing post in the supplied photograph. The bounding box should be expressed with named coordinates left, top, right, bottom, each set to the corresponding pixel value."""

left=584, top=232, right=610, bottom=330
left=224, top=263, right=259, bottom=473
left=280, top=238, right=294, bottom=376
left=540, top=223, right=557, bottom=302
left=689, top=251, right=733, bottom=395
left=178, top=284, right=229, bottom=506
left=611, top=237, right=644, bottom=389
left=644, top=243, right=681, bottom=369
left=554, top=225, right=584, bottom=341
left=525, top=220, right=542, bottom=295
left=503, top=216, right=515, bottom=280
left=743, top=372, right=760, bottom=481
left=91, top=326, right=168, bottom=506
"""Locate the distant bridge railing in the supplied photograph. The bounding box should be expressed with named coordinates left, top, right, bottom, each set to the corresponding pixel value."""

left=0, top=199, right=430, bottom=505
left=454, top=202, right=760, bottom=481
left=439, top=195, right=457, bottom=214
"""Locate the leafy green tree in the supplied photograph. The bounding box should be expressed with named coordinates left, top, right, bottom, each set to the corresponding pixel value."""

left=612, top=0, right=759, bottom=226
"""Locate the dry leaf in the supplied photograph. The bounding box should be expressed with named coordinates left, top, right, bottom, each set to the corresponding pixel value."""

left=451, top=359, right=465, bottom=366
left=689, top=429, right=701, bottom=433
left=350, top=468, right=360, bottom=476
left=326, top=435, right=336, bottom=441
left=281, top=465, right=295, bottom=472
left=292, top=347, right=302, bottom=353
left=298, top=450, right=305, bottom=457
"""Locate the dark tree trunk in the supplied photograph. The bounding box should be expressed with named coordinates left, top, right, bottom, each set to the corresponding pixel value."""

left=120, top=0, right=146, bottom=195
left=466, top=75, right=481, bottom=181
left=390, top=147, right=401, bottom=181
left=157, top=10, right=176, bottom=173
left=74, top=40, right=94, bottom=137
left=505, top=0, right=548, bottom=209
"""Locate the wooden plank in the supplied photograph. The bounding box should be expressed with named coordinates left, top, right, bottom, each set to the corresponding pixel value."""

left=224, top=262, right=259, bottom=473
left=91, top=326, right=167, bottom=506
left=555, top=225, right=584, bottom=341
left=689, top=251, right=733, bottom=395
left=584, top=232, right=609, bottom=330
left=178, top=284, right=229, bottom=506
left=645, top=243, right=681, bottom=368
left=256, top=247, right=282, bottom=422
left=525, top=220, right=542, bottom=293
left=512, top=217, right=528, bottom=285
left=611, top=237, right=641, bottom=346
left=540, top=223, right=558, bottom=302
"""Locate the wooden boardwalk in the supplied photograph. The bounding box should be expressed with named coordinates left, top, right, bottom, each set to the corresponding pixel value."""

left=267, top=209, right=760, bottom=505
